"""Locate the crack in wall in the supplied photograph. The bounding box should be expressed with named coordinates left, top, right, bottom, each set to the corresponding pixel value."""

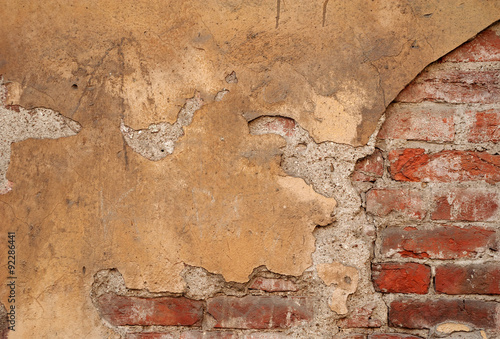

left=0, top=77, right=82, bottom=194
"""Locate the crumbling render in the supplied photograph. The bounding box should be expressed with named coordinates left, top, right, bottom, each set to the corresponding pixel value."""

left=0, top=77, right=81, bottom=194
left=120, top=92, right=204, bottom=160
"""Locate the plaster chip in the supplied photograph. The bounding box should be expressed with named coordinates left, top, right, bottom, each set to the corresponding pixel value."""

left=317, top=262, right=360, bottom=315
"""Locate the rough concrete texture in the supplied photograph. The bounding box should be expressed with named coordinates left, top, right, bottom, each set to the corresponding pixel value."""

left=0, top=303, right=7, bottom=339
left=0, top=2, right=499, bottom=338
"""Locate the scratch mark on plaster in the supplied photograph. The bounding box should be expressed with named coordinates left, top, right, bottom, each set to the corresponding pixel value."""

left=0, top=77, right=82, bottom=194
left=0, top=200, right=29, bottom=226
left=322, top=0, right=330, bottom=27
left=70, top=41, right=120, bottom=118
left=276, top=0, right=281, bottom=29
left=120, top=91, right=204, bottom=161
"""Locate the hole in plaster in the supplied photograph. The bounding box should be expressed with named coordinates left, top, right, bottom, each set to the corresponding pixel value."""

left=71, top=84, right=78, bottom=89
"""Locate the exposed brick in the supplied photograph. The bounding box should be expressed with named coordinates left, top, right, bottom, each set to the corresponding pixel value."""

left=369, top=335, right=423, bottom=339
left=389, top=149, right=500, bottom=183
left=372, top=263, right=430, bottom=294
left=378, top=105, right=454, bottom=142
left=389, top=298, right=498, bottom=329
left=96, top=293, right=204, bottom=326
left=337, top=303, right=382, bottom=328
left=441, top=29, right=500, bottom=62
left=248, top=116, right=297, bottom=138
left=395, top=69, right=500, bottom=104
left=240, top=333, right=292, bottom=339
left=126, top=334, right=175, bottom=339
left=435, top=263, right=500, bottom=295
left=180, top=331, right=236, bottom=339
left=366, top=189, right=424, bottom=219
left=248, top=277, right=298, bottom=292
left=207, top=296, right=313, bottom=329
left=351, top=149, right=384, bottom=182
left=431, top=189, right=499, bottom=221
left=332, top=335, right=367, bottom=339
left=467, top=109, right=500, bottom=143
left=380, top=226, right=497, bottom=259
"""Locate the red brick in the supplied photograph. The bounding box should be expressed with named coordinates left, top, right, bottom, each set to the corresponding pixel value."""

left=378, top=105, right=454, bottom=142
left=389, top=149, right=500, bottom=183
left=248, top=116, right=297, bottom=138
left=380, top=226, right=498, bottom=259
left=248, top=277, right=298, bottom=292
left=351, top=150, right=384, bottom=182
left=467, top=109, right=500, bottom=143
left=431, top=189, right=499, bottom=221
left=332, top=335, right=367, bottom=339
left=96, top=293, right=204, bottom=326
left=366, top=189, right=424, bottom=219
left=180, top=331, right=236, bottom=339
left=395, top=69, right=500, bottom=104
left=389, top=298, right=498, bottom=329
left=372, top=263, right=430, bottom=294
left=126, top=334, right=175, bottom=339
left=369, top=335, right=423, bottom=339
left=240, top=334, right=292, bottom=339
left=441, top=28, right=500, bottom=63
left=435, top=263, right=500, bottom=295
left=207, top=295, right=313, bottom=329
left=337, top=303, right=382, bottom=328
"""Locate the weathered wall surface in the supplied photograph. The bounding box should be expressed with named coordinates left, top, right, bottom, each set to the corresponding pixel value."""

left=0, top=1, right=499, bottom=145
left=0, top=2, right=499, bottom=339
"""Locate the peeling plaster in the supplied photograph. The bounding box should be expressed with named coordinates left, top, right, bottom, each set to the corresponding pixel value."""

left=120, top=92, right=203, bottom=160
left=317, top=262, right=360, bottom=315
left=0, top=2, right=499, bottom=337
left=0, top=78, right=81, bottom=193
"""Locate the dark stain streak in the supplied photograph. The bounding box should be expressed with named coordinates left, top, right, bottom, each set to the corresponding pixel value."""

left=322, top=0, right=330, bottom=27
left=276, top=0, right=281, bottom=29
left=121, top=135, right=129, bottom=170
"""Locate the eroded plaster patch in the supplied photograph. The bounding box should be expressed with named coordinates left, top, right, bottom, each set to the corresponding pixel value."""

left=317, top=262, right=359, bottom=315
left=436, top=323, right=473, bottom=334
left=120, top=92, right=203, bottom=160
left=0, top=78, right=81, bottom=194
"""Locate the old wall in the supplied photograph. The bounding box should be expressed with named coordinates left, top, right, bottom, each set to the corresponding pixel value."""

left=0, top=2, right=499, bottom=339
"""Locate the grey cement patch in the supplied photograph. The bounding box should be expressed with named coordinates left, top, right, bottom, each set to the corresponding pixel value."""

left=120, top=92, right=204, bottom=161
left=249, top=114, right=388, bottom=336
left=0, top=77, right=81, bottom=194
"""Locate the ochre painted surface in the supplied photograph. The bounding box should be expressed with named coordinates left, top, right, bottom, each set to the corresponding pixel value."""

left=0, top=80, right=335, bottom=337
left=0, top=1, right=499, bottom=337
left=0, top=1, right=499, bottom=144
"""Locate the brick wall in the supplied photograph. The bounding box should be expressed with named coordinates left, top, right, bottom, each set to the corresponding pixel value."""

left=90, top=23, right=500, bottom=339
left=361, top=22, right=500, bottom=339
